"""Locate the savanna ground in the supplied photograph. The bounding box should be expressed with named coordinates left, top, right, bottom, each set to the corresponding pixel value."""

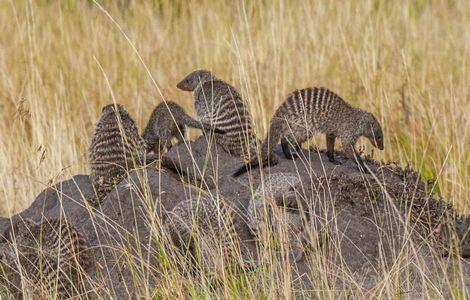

left=0, top=0, right=469, bottom=298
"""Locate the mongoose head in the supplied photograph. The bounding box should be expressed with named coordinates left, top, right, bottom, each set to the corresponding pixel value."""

left=437, top=215, right=470, bottom=258
left=457, top=216, right=470, bottom=257
left=0, top=240, right=19, bottom=292
left=176, top=69, right=215, bottom=91
left=10, top=218, right=39, bottom=246
left=0, top=218, right=38, bottom=259
left=101, top=103, right=125, bottom=115
left=99, top=103, right=134, bottom=125
left=361, top=112, right=384, bottom=150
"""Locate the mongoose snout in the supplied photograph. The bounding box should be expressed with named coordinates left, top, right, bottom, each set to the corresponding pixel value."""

left=176, top=81, right=192, bottom=91
left=362, top=112, right=384, bottom=150
left=176, top=69, right=215, bottom=92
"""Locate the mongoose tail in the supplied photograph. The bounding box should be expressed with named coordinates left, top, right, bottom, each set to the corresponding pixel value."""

left=232, top=120, right=283, bottom=177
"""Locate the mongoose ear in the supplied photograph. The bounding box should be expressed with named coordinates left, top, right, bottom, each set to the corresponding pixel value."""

left=102, top=104, right=112, bottom=113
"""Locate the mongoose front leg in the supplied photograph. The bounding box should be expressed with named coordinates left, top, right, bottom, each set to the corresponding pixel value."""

left=326, top=134, right=340, bottom=165
left=281, top=137, right=300, bottom=159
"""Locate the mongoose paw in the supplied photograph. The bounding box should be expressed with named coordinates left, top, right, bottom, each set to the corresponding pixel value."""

left=285, top=152, right=300, bottom=160
left=328, top=156, right=342, bottom=165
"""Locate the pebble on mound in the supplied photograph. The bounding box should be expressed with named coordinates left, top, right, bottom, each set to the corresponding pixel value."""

left=0, top=218, right=91, bottom=299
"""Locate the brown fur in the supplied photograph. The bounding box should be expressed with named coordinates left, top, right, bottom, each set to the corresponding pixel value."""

left=177, top=70, right=260, bottom=161
left=0, top=218, right=91, bottom=299
left=142, top=101, right=224, bottom=155
left=248, top=173, right=309, bottom=262
left=233, top=87, right=384, bottom=176
left=164, top=195, right=238, bottom=274
left=88, top=104, right=151, bottom=204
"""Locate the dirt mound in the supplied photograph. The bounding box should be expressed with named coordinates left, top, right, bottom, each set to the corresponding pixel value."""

left=0, top=137, right=468, bottom=298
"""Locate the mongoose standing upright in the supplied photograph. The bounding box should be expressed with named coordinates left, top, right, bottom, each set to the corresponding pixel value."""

left=0, top=218, right=91, bottom=298
left=176, top=70, right=261, bottom=162
left=142, top=101, right=225, bottom=155
left=233, top=87, right=384, bottom=176
left=88, top=103, right=151, bottom=204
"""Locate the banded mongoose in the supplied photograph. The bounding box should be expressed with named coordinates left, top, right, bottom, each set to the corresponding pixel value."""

left=248, top=173, right=311, bottom=263
left=176, top=70, right=262, bottom=162
left=88, top=103, right=152, bottom=204
left=457, top=216, right=470, bottom=257
left=233, top=87, right=384, bottom=176
left=142, top=101, right=225, bottom=155
left=438, top=214, right=470, bottom=258
left=0, top=218, right=90, bottom=298
left=164, top=195, right=238, bottom=274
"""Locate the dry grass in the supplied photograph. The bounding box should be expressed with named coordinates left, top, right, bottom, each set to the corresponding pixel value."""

left=0, top=0, right=469, bottom=298
left=0, top=0, right=468, bottom=215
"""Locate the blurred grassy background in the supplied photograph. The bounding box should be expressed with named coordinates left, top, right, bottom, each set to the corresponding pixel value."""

left=0, top=0, right=468, bottom=215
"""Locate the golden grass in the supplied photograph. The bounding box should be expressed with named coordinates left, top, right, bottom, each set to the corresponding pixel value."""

left=0, top=0, right=468, bottom=215
left=0, top=1, right=469, bottom=298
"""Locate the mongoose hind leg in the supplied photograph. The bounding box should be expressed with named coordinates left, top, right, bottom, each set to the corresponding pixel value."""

left=159, top=129, right=173, bottom=153
left=281, top=137, right=300, bottom=160
left=326, top=134, right=341, bottom=165
left=176, top=125, right=186, bottom=145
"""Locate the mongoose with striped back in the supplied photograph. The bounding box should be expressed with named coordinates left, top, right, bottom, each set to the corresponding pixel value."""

left=88, top=103, right=153, bottom=205
left=248, top=173, right=310, bottom=262
left=0, top=218, right=91, bottom=298
left=176, top=70, right=264, bottom=162
left=142, top=101, right=225, bottom=155
left=438, top=214, right=470, bottom=258
left=233, top=87, right=384, bottom=176
left=457, top=216, right=470, bottom=257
